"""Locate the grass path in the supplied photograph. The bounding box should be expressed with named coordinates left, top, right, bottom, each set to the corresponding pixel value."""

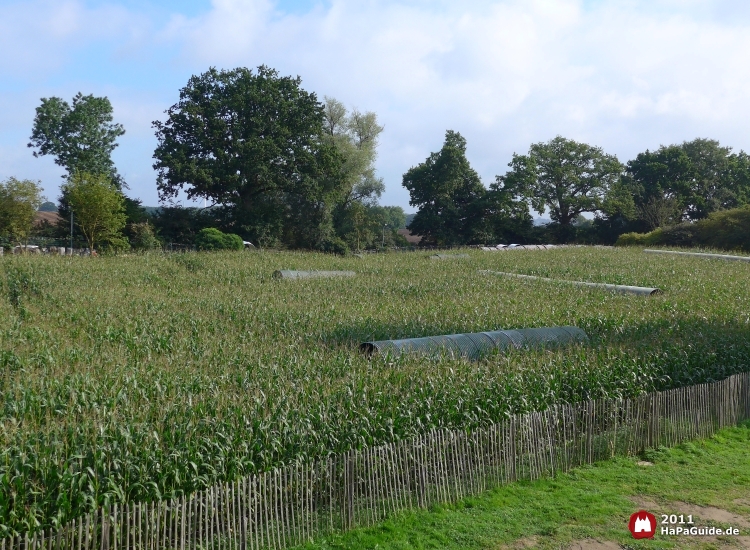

left=294, top=421, right=750, bottom=549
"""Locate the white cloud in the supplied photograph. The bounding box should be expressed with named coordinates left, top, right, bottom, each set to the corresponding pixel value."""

left=2, top=0, right=750, bottom=208
left=0, top=0, right=151, bottom=77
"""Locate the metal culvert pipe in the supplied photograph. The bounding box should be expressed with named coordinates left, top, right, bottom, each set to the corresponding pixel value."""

left=480, top=244, right=560, bottom=251
left=429, top=253, right=470, bottom=259
left=360, top=326, right=588, bottom=360
left=644, top=249, right=750, bottom=263
left=480, top=270, right=660, bottom=296
left=273, top=270, right=356, bottom=279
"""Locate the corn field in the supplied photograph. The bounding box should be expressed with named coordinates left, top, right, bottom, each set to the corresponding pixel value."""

left=1, top=247, right=749, bottom=536
left=2, top=371, right=748, bottom=549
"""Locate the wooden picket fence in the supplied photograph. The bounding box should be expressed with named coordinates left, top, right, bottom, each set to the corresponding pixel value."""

left=3, top=372, right=749, bottom=550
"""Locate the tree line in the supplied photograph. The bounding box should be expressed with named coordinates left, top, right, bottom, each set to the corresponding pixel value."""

left=405, top=131, right=750, bottom=247
left=2, top=64, right=748, bottom=252
left=2, top=67, right=409, bottom=253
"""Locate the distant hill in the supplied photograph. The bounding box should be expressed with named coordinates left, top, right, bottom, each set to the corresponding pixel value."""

left=405, top=213, right=416, bottom=228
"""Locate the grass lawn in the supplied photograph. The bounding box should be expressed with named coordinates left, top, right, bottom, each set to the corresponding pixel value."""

left=295, top=421, right=750, bottom=550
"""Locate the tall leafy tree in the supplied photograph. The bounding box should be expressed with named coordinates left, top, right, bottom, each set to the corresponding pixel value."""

left=481, top=176, right=534, bottom=244
left=505, top=136, right=623, bottom=226
left=0, top=178, right=45, bottom=245
left=323, top=97, right=385, bottom=207
left=153, top=66, right=343, bottom=248
left=323, top=97, right=387, bottom=248
left=28, top=93, right=125, bottom=179
left=402, top=131, right=487, bottom=246
left=626, top=138, right=750, bottom=225
left=64, top=172, right=127, bottom=252
left=28, top=92, right=139, bottom=238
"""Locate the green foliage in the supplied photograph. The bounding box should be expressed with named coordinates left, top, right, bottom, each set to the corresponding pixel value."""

left=37, top=202, right=57, bottom=212
left=376, top=206, right=407, bottom=230
left=1, top=247, right=750, bottom=535
left=150, top=206, right=217, bottom=246
left=615, top=205, right=750, bottom=251
left=28, top=92, right=125, bottom=179
left=194, top=228, right=243, bottom=251
left=403, top=131, right=488, bottom=246
left=64, top=172, right=127, bottom=252
left=0, top=178, right=45, bottom=244
left=128, top=222, right=162, bottom=251
left=335, top=204, right=406, bottom=251
left=649, top=224, right=696, bottom=247
left=504, top=136, right=623, bottom=229
left=625, top=138, right=750, bottom=226
left=222, top=233, right=244, bottom=251
left=694, top=205, right=750, bottom=252
left=614, top=232, right=648, bottom=246
left=4, top=264, right=40, bottom=311
left=318, top=236, right=349, bottom=256
left=153, top=66, right=343, bottom=249
left=98, top=235, right=130, bottom=256
left=481, top=177, right=534, bottom=244
left=323, top=97, right=385, bottom=208
left=170, top=254, right=205, bottom=272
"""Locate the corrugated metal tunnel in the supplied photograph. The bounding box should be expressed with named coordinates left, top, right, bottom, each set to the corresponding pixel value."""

left=480, top=270, right=660, bottom=296
left=429, top=254, right=470, bottom=260
left=273, top=270, right=356, bottom=279
left=360, top=326, right=589, bottom=360
left=644, top=249, right=750, bottom=262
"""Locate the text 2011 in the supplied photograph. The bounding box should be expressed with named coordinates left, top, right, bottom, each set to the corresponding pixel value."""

left=661, top=514, right=694, bottom=525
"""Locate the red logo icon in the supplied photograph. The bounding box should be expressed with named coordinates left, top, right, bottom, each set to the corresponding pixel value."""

left=628, top=510, right=657, bottom=539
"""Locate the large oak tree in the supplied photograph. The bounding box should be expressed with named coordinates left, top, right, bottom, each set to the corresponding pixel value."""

left=153, top=66, right=343, bottom=247
left=505, top=136, right=624, bottom=227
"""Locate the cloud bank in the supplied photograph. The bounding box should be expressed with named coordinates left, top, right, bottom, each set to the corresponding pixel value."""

left=1, top=0, right=749, bottom=209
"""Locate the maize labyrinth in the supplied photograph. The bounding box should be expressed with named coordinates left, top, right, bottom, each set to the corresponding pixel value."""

left=3, top=371, right=748, bottom=550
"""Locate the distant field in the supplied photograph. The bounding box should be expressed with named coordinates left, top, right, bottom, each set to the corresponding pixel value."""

left=1, top=247, right=749, bottom=535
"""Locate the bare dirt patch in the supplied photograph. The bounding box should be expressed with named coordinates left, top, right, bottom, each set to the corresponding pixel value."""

left=502, top=536, right=539, bottom=548
left=630, top=496, right=749, bottom=528
left=671, top=501, right=750, bottom=529
left=567, top=540, right=622, bottom=549
left=630, top=496, right=661, bottom=510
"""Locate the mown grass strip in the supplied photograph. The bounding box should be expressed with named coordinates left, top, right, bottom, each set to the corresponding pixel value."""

left=294, top=421, right=750, bottom=550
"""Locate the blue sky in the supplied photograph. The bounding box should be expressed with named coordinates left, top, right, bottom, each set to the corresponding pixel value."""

left=2, top=0, right=750, bottom=211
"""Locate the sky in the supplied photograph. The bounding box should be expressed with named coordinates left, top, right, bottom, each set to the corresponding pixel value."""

left=2, top=0, right=750, bottom=212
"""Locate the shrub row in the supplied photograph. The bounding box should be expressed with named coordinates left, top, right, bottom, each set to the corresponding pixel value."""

left=616, top=205, right=750, bottom=251
left=194, top=228, right=244, bottom=251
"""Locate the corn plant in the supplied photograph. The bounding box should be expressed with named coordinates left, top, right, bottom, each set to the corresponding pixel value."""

left=0, top=247, right=749, bottom=535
